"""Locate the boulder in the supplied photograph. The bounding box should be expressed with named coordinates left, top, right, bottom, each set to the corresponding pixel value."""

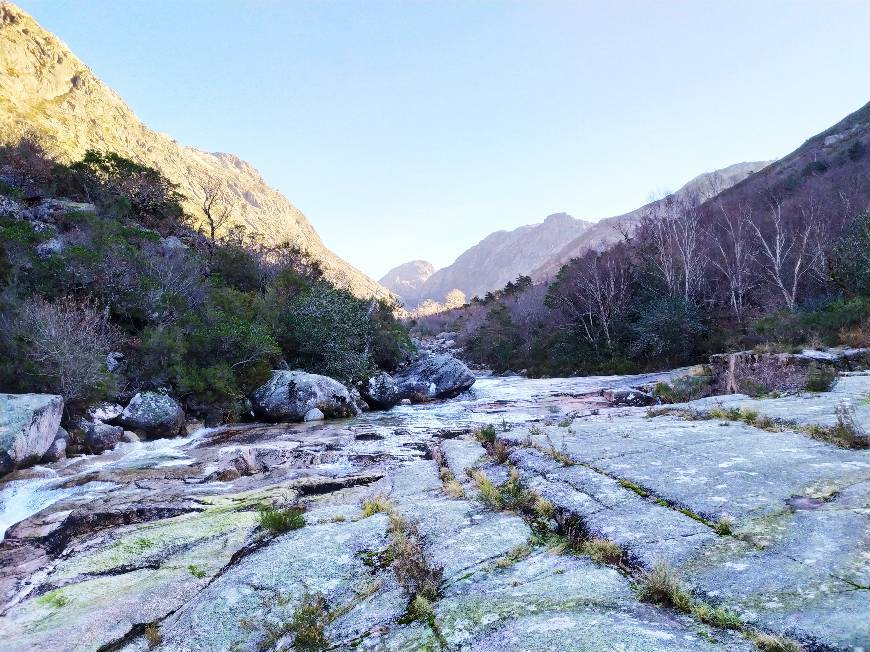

left=601, top=388, right=655, bottom=407
left=117, top=392, right=185, bottom=437
left=120, top=431, right=140, bottom=443
left=348, top=387, right=370, bottom=413
left=0, top=393, right=64, bottom=476
left=251, top=370, right=360, bottom=422
left=86, top=402, right=124, bottom=423
left=360, top=372, right=400, bottom=409
left=394, top=353, right=476, bottom=402
left=41, top=427, right=69, bottom=463
left=303, top=408, right=325, bottom=422
left=83, top=421, right=124, bottom=454
left=105, top=352, right=125, bottom=373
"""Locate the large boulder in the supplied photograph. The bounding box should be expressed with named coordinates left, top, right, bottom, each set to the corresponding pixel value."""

left=601, top=388, right=655, bottom=407
left=117, top=392, right=185, bottom=437
left=0, top=393, right=64, bottom=476
left=359, top=372, right=400, bottom=409
left=251, top=370, right=360, bottom=422
left=394, top=353, right=476, bottom=402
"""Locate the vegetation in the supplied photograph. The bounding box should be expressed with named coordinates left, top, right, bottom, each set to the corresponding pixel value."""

left=0, top=139, right=412, bottom=420
left=286, top=593, right=330, bottom=652
left=258, top=505, right=305, bottom=534
left=421, top=176, right=870, bottom=378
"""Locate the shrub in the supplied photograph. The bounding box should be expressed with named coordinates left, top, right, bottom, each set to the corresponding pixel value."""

left=830, top=213, right=870, bottom=297
left=804, top=363, right=838, bottom=392
left=628, top=297, right=706, bottom=366
left=476, top=424, right=497, bottom=444
left=2, top=296, right=119, bottom=405
left=287, top=593, right=330, bottom=652
left=653, top=375, right=711, bottom=403
left=258, top=505, right=305, bottom=534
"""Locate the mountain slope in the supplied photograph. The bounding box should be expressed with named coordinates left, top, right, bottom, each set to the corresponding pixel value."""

left=404, top=212, right=591, bottom=307
left=530, top=161, right=771, bottom=281
left=378, top=260, right=435, bottom=308
left=0, top=2, right=389, bottom=299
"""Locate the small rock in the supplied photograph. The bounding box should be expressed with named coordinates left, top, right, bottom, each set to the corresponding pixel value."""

left=106, top=352, right=125, bottom=373
left=120, top=431, right=140, bottom=443
left=400, top=398, right=412, bottom=406
left=601, top=388, right=655, bottom=407
left=84, top=421, right=124, bottom=454
left=41, top=427, right=69, bottom=463
left=304, top=408, right=325, bottom=422
left=86, top=402, right=124, bottom=423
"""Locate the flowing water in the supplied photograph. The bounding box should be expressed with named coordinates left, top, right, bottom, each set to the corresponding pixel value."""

left=0, top=370, right=679, bottom=542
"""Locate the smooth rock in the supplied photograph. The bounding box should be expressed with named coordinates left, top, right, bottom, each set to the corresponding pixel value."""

left=85, top=402, right=124, bottom=423
left=41, top=427, right=68, bottom=463
left=359, top=371, right=400, bottom=409
left=394, top=353, right=475, bottom=402
left=120, top=431, right=140, bottom=443
left=251, top=370, right=360, bottom=422
left=0, top=393, right=64, bottom=476
left=117, top=392, right=185, bottom=437
left=303, top=408, right=325, bottom=422
left=83, top=421, right=124, bottom=454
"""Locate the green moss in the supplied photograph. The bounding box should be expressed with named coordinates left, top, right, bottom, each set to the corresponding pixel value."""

left=187, top=564, right=207, bottom=579
left=36, top=589, right=70, bottom=609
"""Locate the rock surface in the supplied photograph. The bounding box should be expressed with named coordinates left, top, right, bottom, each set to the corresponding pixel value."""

left=360, top=371, right=400, bottom=409
left=251, top=370, right=360, bottom=422
left=394, top=353, right=476, bottom=401
left=0, top=393, right=63, bottom=476
left=117, top=392, right=185, bottom=437
left=1, top=368, right=867, bottom=651
left=601, top=387, right=655, bottom=406
left=83, top=421, right=124, bottom=454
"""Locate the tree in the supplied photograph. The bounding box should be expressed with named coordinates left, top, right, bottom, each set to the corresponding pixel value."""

left=8, top=296, right=119, bottom=404
left=709, top=202, right=756, bottom=324
left=199, top=178, right=232, bottom=253
left=750, top=196, right=820, bottom=310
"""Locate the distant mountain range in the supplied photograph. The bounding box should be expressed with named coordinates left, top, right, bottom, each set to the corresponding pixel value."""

left=0, top=2, right=390, bottom=299
left=385, top=162, right=770, bottom=308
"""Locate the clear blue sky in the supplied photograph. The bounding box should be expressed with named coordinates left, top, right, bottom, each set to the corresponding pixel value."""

left=16, top=1, right=870, bottom=279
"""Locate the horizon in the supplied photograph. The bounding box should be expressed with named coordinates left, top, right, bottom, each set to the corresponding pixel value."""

left=14, top=0, right=870, bottom=280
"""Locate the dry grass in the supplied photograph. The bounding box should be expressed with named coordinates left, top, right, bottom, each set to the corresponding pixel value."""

left=753, top=632, right=805, bottom=652
left=635, top=561, right=693, bottom=613
left=361, top=495, right=397, bottom=518
left=144, top=623, right=162, bottom=649
left=579, top=538, right=623, bottom=564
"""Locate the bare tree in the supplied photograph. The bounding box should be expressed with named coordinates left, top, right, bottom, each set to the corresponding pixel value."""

left=199, top=178, right=232, bottom=252
left=643, top=195, right=707, bottom=301
left=750, top=196, right=820, bottom=310
left=12, top=297, right=120, bottom=403
left=709, top=202, right=756, bottom=324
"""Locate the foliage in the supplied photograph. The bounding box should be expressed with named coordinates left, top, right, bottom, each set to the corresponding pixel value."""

left=286, top=593, right=330, bottom=652
left=258, top=505, right=305, bottom=534
left=804, top=363, right=838, bottom=392
left=0, top=145, right=412, bottom=420
left=830, top=211, right=870, bottom=297
left=0, top=296, right=118, bottom=405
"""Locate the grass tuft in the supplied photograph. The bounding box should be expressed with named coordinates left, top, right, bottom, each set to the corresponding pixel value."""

left=635, top=561, right=693, bottom=613
left=144, top=623, right=162, bottom=649
left=258, top=505, right=305, bottom=534
left=287, top=593, right=330, bottom=652
left=752, top=632, right=805, bottom=652
left=579, top=538, right=623, bottom=564
left=476, top=424, right=497, bottom=444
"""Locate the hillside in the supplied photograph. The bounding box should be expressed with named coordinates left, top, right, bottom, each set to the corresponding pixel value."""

left=0, top=2, right=389, bottom=299
left=530, top=161, right=771, bottom=281
left=401, top=212, right=591, bottom=307
left=379, top=259, right=435, bottom=308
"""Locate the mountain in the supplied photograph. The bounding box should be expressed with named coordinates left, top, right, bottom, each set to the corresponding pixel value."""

left=529, top=161, right=772, bottom=281
left=396, top=212, right=591, bottom=307
left=0, top=2, right=389, bottom=300
left=379, top=260, right=435, bottom=308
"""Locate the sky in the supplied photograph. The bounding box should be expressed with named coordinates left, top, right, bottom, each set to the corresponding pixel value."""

left=15, top=1, right=870, bottom=280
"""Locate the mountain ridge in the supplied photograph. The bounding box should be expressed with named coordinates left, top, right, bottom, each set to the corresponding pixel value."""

left=0, top=2, right=390, bottom=300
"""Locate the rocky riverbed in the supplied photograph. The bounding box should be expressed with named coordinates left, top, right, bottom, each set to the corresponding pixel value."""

left=0, top=368, right=868, bottom=651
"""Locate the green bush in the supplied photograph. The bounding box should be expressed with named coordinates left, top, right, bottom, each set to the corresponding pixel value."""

left=805, top=363, right=838, bottom=392
left=258, top=505, right=305, bottom=533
